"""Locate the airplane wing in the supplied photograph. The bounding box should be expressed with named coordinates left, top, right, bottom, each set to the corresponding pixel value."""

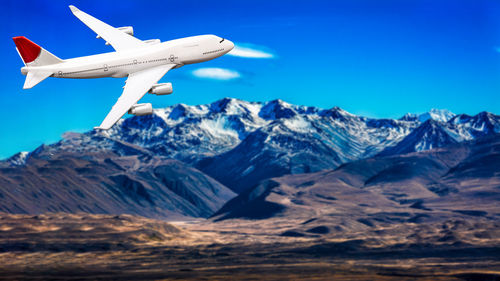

left=95, top=64, right=176, bottom=130
left=69, top=5, right=145, bottom=52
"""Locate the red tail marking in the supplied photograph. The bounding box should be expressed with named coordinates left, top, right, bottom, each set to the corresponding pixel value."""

left=13, top=36, right=41, bottom=64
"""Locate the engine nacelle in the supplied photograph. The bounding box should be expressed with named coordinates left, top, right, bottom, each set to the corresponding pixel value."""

left=117, top=26, right=134, bottom=36
left=144, top=39, right=161, bottom=45
left=128, top=103, right=152, bottom=116
left=149, top=83, right=173, bottom=95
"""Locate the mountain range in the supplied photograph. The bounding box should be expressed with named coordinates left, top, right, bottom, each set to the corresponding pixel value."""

left=1, top=98, right=499, bottom=219
left=213, top=133, right=500, bottom=230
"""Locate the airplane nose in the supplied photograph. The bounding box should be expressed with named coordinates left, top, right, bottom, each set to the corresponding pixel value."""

left=226, top=40, right=234, bottom=51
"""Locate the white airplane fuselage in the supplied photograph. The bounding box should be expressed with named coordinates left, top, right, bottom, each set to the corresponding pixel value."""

left=21, top=35, right=234, bottom=79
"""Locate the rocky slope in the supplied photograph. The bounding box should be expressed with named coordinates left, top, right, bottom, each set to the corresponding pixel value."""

left=0, top=142, right=235, bottom=219
left=212, top=133, right=500, bottom=236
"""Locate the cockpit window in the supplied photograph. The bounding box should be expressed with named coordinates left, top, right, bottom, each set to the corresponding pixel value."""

left=220, top=38, right=225, bottom=43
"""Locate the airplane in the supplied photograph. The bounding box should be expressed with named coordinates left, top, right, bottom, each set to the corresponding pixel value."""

left=13, top=5, right=234, bottom=130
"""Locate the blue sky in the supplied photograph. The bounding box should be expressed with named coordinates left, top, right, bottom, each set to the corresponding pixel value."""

left=1, top=0, right=500, bottom=158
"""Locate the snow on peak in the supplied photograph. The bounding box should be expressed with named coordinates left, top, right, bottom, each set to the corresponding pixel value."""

left=400, top=109, right=455, bottom=123
left=7, top=151, right=30, bottom=166
left=319, top=106, right=356, bottom=120
left=331, top=106, right=355, bottom=116
left=259, top=99, right=296, bottom=120
left=423, top=109, right=455, bottom=122
left=209, top=97, right=259, bottom=116
left=399, top=113, right=419, bottom=122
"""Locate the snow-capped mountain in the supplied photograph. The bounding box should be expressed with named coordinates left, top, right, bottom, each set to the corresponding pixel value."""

left=95, top=98, right=268, bottom=163
left=380, top=111, right=500, bottom=157
left=29, top=98, right=416, bottom=164
left=400, top=108, right=455, bottom=123
left=197, top=102, right=419, bottom=192
left=378, top=119, right=459, bottom=156
left=4, top=97, right=499, bottom=192
left=4, top=151, right=30, bottom=166
left=110, top=98, right=421, bottom=163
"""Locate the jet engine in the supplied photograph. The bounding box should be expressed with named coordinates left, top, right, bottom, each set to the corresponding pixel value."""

left=128, top=103, right=152, bottom=116
left=144, top=39, right=161, bottom=45
left=149, top=83, right=173, bottom=95
left=117, top=26, right=134, bottom=36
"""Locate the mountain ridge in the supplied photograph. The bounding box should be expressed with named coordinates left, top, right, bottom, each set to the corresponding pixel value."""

left=3, top=98, right=499, bottom=193
left=212, top=133, right=500, bottom=232
left=0, top=148, right=235, bottom=219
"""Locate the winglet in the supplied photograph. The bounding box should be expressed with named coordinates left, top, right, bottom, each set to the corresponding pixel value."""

left=69, top=5, right=79, bottom=13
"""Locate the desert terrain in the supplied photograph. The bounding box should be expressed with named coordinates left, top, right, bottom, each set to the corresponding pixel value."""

left=0, top=213, right=499, bottom=280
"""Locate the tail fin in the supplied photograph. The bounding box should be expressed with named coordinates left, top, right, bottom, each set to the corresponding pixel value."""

left=13, top=36, right=62, bottom=66
left=13, top=36, right=62, bottom=89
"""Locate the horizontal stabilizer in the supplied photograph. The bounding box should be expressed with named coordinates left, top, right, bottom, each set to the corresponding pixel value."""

left=23, top=71, right=53, bottom=89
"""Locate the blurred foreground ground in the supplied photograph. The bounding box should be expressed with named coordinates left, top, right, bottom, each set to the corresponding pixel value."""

left=0, top=213, right=499, bottom=281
